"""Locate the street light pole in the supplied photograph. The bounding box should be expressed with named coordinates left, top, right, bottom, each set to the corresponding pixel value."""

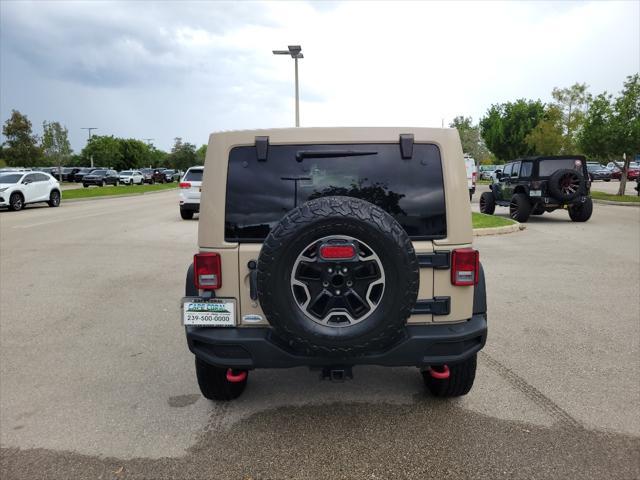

left=82, top=127, right=98, bottom=167
left=294, top=56, right=300, bottom=127
left=273, top=45, right=303, bottom=127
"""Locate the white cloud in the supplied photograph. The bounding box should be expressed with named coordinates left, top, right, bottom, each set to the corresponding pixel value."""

left=0, top=0, right=637, bottom=152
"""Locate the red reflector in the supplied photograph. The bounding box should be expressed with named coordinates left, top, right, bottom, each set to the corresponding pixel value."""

left=194, top=253, right=221, bottom=290
left=319, top=245, right=356, bottom=259
left=451, top=248, right=479, bottom=286
left=179, top=182, right=191, bottom=189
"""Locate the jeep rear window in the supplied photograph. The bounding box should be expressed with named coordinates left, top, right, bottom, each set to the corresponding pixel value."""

left=225, top=143, right=446, bottom=242
left=538, top=158, right=583, bottom=177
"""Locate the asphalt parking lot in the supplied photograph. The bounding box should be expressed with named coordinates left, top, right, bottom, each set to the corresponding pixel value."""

left=1, top=191, right=639, bottom=479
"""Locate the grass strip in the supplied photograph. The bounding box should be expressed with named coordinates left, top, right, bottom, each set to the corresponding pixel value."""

left=591, top=190, right=640, bottom=203
left=472, top=212, right=517, bottom=228
left=62, top=182, right=177, bottom=200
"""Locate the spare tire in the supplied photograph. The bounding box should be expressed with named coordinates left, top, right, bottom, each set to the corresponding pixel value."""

left=548, top=169, right=584, bottom=202
left=257, top=196, right=419, bottom=356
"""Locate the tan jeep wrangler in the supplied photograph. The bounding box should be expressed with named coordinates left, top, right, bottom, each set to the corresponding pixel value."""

left=182, top=127, right=487, bottom=400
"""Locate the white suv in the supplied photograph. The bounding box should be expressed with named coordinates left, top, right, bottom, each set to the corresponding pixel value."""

left=0, top=171, right=61, bottom=211
left=119, top=170, right=144, bottom=185
left=179, top=166, right=203, bottom=220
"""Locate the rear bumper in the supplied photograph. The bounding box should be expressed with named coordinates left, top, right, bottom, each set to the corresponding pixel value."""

left=186, top=314, right=487, bottom=369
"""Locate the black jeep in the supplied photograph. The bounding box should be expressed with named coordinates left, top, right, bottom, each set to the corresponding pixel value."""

left=480, top=155, right=593, bottom=223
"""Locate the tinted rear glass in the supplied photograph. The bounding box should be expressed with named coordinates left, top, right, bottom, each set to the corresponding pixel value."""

left=184, top=169, right=203, bottom=182
left=538, top=158, right=583, bottom=176
left=225, top=143, right=446, bottom=242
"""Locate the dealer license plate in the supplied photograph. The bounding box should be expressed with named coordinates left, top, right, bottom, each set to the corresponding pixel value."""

left=182, top=298, right=236, bottom=326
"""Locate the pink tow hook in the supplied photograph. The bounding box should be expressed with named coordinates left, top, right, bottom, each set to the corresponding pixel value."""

left=429, top=365, right=450, bottom=380
left=226, top=369, right=247, bottom=383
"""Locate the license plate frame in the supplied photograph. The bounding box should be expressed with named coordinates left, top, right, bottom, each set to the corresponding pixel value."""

left=529, top=190, right=542, bottom=197
left=182, top=297, right=236, bottom=327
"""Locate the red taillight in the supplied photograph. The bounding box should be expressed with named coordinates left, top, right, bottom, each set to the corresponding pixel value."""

left=319, top=245, right=356, bottom=260
left=179, top=182, right=191, bottom=189
left=451, top=248, right=479, bottom=286
left=194, top=253, right=222, bottom=290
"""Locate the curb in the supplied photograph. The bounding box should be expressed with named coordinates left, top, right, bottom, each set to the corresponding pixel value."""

left=592, top=199, right=640, bottom=207
left=62, top=188, right=177, bottom=203
left=473, top=222, right=524, bottom=236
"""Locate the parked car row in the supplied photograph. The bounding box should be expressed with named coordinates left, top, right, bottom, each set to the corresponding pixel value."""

left=22, top=166, right=184, bottom=184
left=605, top=161, right=640, bottom=180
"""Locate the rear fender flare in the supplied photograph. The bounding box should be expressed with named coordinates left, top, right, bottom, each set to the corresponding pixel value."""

left=185, top=263, right=198, bottom=296
left=473, top=262, right=487, bottom=315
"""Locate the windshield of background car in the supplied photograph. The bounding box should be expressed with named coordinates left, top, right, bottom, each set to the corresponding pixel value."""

left=90, top=170, right=107, bottom=176
left=538, top=158, right=584, bottom=177
left=0, top=174, right=23, bottom=183
left=184, top=169, right=203, bottom=182
left=120, top=171, right=132, bottom=175
left=225, top=143, right=446, bottom=242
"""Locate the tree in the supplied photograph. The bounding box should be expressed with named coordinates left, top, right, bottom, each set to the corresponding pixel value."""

left=611, top=74, right=640, bottom=195
left=196, top=144, right=207, bottom=164
left=579, top=74, right=640, bottom=194
left=449, top=116, right=491, bottom=163
left=551, top=83, right=590, bottom=152
left=2, top=110, right=43, bottom=167
left=168, top=137, right=198, bottom=171
left=81, top=135, right=124, bottom=169
left=578, top=93, right=615, bottom=161
left=525, top=105, right=564, bottom=155
left=120, top=139, right=152, bottom=170
left=480, top=100, right=545, bottom=161
left=42, top=121, right=73, bottom=178
left=149, top=146, right=169, bottom=168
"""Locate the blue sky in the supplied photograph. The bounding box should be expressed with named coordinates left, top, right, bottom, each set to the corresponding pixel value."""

left=1, top=0, right=638, bottom=152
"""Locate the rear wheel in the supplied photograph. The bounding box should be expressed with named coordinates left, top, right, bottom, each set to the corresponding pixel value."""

left=479, top=192, right=496, bottom=214
left=568, top=197, right=593, bottom=222
left=509, top=193, right=531, bottom=222
left=195, top=358, right=247, bottom=401
left=83, top=184, right=89, bottom=188
left=48, top=190, right=60, bottom=207
left=9, top=192, right=24, bottom=211
left=422, top=354, right=477, bottom=397
left=180, top=208, right=194, bottom=220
